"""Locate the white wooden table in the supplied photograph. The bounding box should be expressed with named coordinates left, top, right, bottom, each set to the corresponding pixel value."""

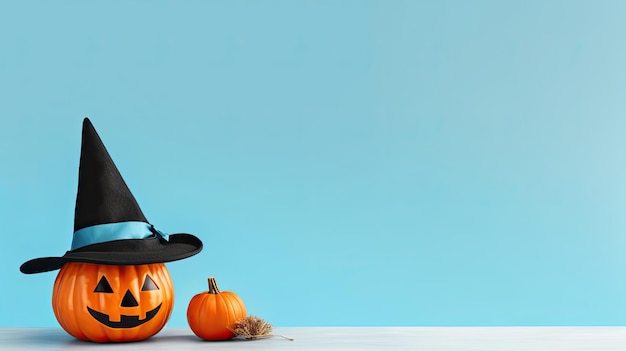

left=2, top=327, right=626, bottom=350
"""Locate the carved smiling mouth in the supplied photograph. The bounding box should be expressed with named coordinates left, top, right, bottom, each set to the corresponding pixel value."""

left=87, top=304, right=162, bottom=328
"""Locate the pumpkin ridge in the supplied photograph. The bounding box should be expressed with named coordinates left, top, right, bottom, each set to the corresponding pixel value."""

left=128, top=264, right=141, bottom=341
left=51, top=266, right=65, bottom=333
left=72, top=264, right=91, bottom=341
left=86, top=264, right=110, bottom=342
left=199, top=290, right=214, bottom=337
left=222, top=292, right=240, bottom=333
left=93, top=264, right=113, bottom=342
left=153, top=265, right=167, bottom=331
left=69, top=264, right=88, bottom=340
left=164, top=265, right=174, bottom=326
left=147, top=264, right=169, bottom=334
left=52, top=265, right=77, bottom=339
left=218, top=293, right=232, bottom=332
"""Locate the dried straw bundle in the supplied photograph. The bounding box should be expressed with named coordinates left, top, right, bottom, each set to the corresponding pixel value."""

left=231, top=316, right=293, bottom=341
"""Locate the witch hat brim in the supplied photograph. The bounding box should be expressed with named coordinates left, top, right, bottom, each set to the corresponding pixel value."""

left=20, top=118, right=203, bottom=274
left=20, top=234, right=202, bottom=274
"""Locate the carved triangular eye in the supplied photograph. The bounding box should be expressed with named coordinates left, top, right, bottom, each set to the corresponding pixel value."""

left=141, top=275, right=159, bottom=291
left=94, top=276, right=113, bottom=293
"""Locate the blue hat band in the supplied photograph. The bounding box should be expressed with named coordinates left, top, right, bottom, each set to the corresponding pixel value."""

left=71, top=221, right=169, bottom=251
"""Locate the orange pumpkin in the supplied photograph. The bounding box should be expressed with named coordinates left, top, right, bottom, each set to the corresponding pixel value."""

left=52, top=262, right=174, bottom=342
left=187, top=277, right=246, bottom=340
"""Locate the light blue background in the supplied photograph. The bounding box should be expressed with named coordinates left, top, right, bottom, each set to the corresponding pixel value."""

left=2, top=0, right=626, bottom=327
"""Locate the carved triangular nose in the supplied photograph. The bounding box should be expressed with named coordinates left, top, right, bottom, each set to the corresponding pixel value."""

left=121, top=289, right=139, bottom=307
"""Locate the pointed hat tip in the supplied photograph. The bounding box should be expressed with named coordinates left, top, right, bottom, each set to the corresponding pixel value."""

left=82, top=118, right=98, bottom=136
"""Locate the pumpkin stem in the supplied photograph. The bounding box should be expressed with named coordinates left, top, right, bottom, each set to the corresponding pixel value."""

left=207, top=277, right=221, bottom=294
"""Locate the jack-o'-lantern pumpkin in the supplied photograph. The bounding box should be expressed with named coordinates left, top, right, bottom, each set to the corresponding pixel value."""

left=52, top=262, right=174, bottom=342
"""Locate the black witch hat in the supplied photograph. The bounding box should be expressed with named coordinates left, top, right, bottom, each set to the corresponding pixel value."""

left=20, top=118, right=203, bottom=274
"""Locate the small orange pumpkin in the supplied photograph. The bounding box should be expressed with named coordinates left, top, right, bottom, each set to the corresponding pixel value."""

left=52, top=262, right=174, bottom=342
left=187, top=277, right=246, bottom=340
